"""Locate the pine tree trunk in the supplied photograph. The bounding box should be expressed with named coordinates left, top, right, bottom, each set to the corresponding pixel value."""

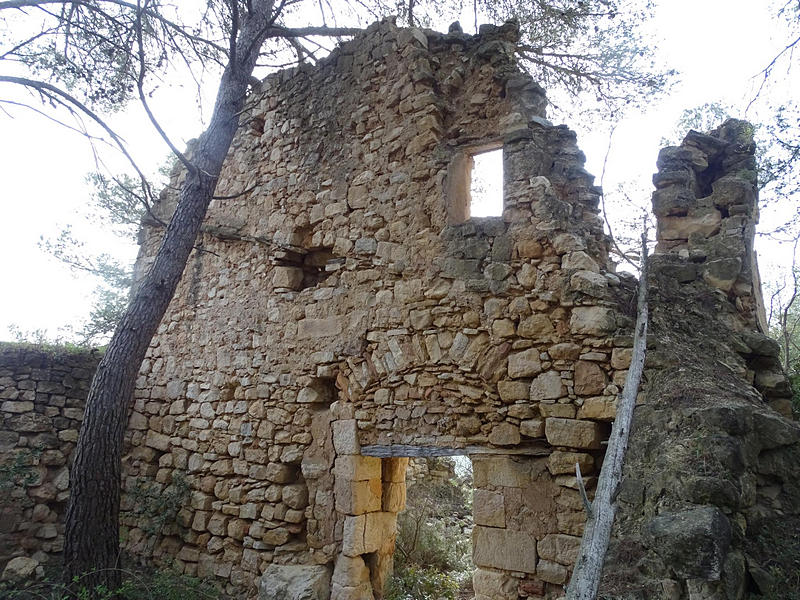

left=63, top=6, right=273, bottom=592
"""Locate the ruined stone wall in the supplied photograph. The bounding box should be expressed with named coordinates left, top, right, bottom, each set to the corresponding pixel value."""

left=125, top=19, right=633, bottom=599
left=600, top=121, right=800, bottom=600
left=0, top=343, right=99, bottom=573
left=3, top=21, right=797, bottom=600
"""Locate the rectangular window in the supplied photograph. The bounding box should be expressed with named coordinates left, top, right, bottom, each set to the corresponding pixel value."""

left=469, top=148, right=503, bottom=217
left=446, top=144, right=504, bottom=224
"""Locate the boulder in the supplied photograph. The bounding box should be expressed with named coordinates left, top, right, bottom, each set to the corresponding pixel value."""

left=259, top=564, right=331, bottom=600
left=1, top=556, right=39, bottom=582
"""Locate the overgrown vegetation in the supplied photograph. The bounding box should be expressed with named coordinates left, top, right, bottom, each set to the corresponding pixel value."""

left=387, top=457, right=473, bottom=600
left=0, top=449, right=41, bottom=506
left=125, top=471, right=191, bottom=537
left=0, top=567, right=222, bottom=600
left=746, top=517, right=800, bottom=599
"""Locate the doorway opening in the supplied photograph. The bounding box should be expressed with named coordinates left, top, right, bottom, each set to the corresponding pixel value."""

left=386, top=456, right=474, bottom=600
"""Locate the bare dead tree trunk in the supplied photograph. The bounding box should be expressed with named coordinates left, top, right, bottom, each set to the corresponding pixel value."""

left=565, top=233, right=649, bottom=600
left=63, top=3, right=277, bottom=592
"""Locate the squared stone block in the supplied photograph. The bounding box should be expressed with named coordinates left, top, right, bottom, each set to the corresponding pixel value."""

left=273, top=266, right=304, bottom=290
left=382, top=482, right=406, bottom=513
left=472, top=568, right=517, bottom=600
left=341, top=512, right=397, bottom=557
left=473, top=490, right=505, bottom=527
left=382, top=457, right=408, bottom=483
left=472, top=526, right=537, bottom=574
left=537, top=533, right=582, bottom=565
left=332, top=420, right=360, bottom=454
left=576, top=396, right=617, bottom=421
left=335, top=477, right=381, bottom=515
left=545, top=418, right=604, bottom=449
left=334, top=456, right=381, bottom=481
left=547, top=450, right=594, bottom=475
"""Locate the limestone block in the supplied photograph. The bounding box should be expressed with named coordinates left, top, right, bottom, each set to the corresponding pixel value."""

left=658, top=208, right=722, bottom=240
left=702, top=258, right=742, bottom=293
left=488, top=422, right=521, bottom=446
left=530, top=371, right=564, bottom=401
left=537, top=533, right=581, bottom=565
left=332, top=420, right=360, bottom=454
left=577, top=396, right=617, bottom=420
left=570, top=270, right=608, bottom=297
left=537, top=559, right=568, bottom=584
left=265, top=463, right=294, bottom=483
left=472, top=526, right=537, bottom=574
left=492, top=319, right=516, bottom=338
left=517, top=239, right=544, bottom=259
left=562, top=251, right=600, bottom=272
left=574, top=361, right=607, bottom=396
left=1, top=400, right=33, bottom=413
left=227, top=519, right=249, bottom=540
left=207, top=513, right=229, bottom=537
left=335, top=456, right=381, bottom=481
left=644, top=506, right=732, bottom=580
left=569, top=307, right=616, bottom=336
left=472, top=568, right=517, bottom=600
left=332, top=554, right=370, bottom=588
left=518, top=314, right=555, bottom=338
left=520, top=418, right=545, bottom=438
left=382, top=482, right=406, bottom=513
left=145, top=430, right=171, bottom=451
left=298, top=384, right=332, bottom=404
left=273, top=266, right=304, bottom=290
left=539, top=403, right=576, bottom=418
left=335, top=478, right=382, bottom=515
left=258, top=564, right=331, bottom=600
left=1, top=556, right=39, bottom=582
left=473, top=490, right=505, bottom=527
left=611, top=347, right=633, bottom=369
left=545, top=418, right=604, bottom=449
left=549, top=342, right=582, bottom=360
left=508, top=404, right=535, bottom=419
left=330, top=583, right=375, bottom=600
left=341, top=512, right=396, bottom=557
left=497, top=380, right=529, bottom=402
left=552, top=233, right=585, bottom=254
left=473, top=456, right=533, bottom=488
left=297, top=317, right=344, bottom=339
left=507, top=349, right=542, bottom=378
left=282, top=484, right=309, bottom=509
left=382, top=457, right=409, bottom=483
left=262, top=528, right=291, bottom=546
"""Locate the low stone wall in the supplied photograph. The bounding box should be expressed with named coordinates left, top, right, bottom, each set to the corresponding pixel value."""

left=0, top=343, right=99, bottom=572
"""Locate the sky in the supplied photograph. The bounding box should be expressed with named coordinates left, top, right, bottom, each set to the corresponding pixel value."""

left=0, top=0, right=796, bottom=342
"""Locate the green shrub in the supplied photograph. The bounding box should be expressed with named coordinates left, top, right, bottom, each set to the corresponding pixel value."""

left=385, top=565, right=460, bottom=600
left=388, top=457, right=473, bottom=599
left=126, top=471, right=191, bottom=536
left=0, top=567, right=222, bottom=600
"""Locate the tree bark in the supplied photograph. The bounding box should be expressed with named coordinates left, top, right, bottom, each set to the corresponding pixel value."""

left=63, top=2, right=276, bottom=593
left=565, top=234, right=649, bottom=600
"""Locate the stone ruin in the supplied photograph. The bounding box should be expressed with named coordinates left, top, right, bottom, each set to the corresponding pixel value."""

left=2, top=18, right=799, bottom=600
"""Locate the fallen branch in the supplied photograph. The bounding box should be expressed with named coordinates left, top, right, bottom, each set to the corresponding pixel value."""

left=565, top=229, right=650, bottom=600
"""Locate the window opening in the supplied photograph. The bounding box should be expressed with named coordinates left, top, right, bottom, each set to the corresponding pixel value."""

left=469, top=148, right=503, bottom=217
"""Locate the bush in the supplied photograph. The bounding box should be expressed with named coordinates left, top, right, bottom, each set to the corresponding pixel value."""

left=388, top=458, right=473, bottom=600
left=0, top=567, right=222, bottom=600
left=385, top=565, right=460, bottom=600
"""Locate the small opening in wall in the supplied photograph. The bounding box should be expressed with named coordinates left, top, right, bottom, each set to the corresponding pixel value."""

left=469, top=148, right=503, bottom=218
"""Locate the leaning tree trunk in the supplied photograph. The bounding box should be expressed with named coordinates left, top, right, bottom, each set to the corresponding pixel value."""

left=63, top=7, right=274, bottom=593
left=565, top=234, right=649, bottom=600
